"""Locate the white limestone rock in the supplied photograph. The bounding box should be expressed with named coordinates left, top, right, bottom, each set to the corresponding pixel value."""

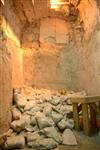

left=30, top=116, right=37, bottom=126
left=43, top=127, right=62, bottom=144
left=66, top=119, right=74, bottom=129
left=6, top=129, right=13, bottom=137
left=11, top=120, right=25, bottom=132
left=51, top=96, right=61, bottom=106
left=6, top=136, right=25, bottom=149
left=14, top=94, right=27, bottom=108
left=62, top=129, right=77, bottom=145
left=29, top=106, right=42, bottom=113
left=24, top=101, right=36, bottom=111
left=31, top=138, right=57, bottom=150
left=12, top=107, right=21, bottom=120
left=57, top=118, right=67, bottom=131
left=52, top=111, right=63, bottom=124
left=25, top=124, right=36, bottom=132
left=35, top=112, right=53, bottom=129
left=26, top=132, right=42, bottom=148
left=43, top=103, right=52, bottom=116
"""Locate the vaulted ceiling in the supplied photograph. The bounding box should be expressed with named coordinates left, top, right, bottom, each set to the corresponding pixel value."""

left=2, top=0, right=100, bottom=46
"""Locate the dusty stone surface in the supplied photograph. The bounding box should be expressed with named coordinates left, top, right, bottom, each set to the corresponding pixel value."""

left=0, top=25, right=12, bottom=134
left=62, top=129, right=77, bottom=146
left=12, top=107, right=21, bottom=120
left=5, top=136, right=25, bottom=149
left=29, top=138, right=57, bottom=150
left=36, top=112, right=54, bottom=129
left=66, top=119, right=74, bottom=129
left=57, top=118, right=67, bottom=131
left=43, top=127, right=62, bottom=144
left=52, top=111, right=63, bottom=124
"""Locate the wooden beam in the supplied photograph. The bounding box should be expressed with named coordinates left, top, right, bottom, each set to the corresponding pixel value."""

left=73, top=103, right=80, bottom=130
left=90, top=104, right=97, bottom=133
left=82, top=104, right=90, bottom=136
left=70, top=96, right=100, bottom=103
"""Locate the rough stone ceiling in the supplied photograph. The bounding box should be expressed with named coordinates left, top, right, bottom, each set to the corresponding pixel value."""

left=3, top=0, right=100, bottom=47
left=10, top=0, right=80, bottom=25
left=10, top=0, right=100, bottom=24
left=13, top=0, right=35, bottom=25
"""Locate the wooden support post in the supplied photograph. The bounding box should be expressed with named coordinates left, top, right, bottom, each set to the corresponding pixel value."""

left=73, top=103, right=80, bottom=130
left=82, top=103, right=90, bottom=136
left=99, top=102, right=100, bottom=107
left=90, top=104, right=97, bottom=133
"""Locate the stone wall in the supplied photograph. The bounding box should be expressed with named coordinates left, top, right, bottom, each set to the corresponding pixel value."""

left=6, top=39, right=23, bottom=88
left=0, top=31, right=12, bottom=135
left=0, top=0, right=23, bottom=134
left=3, top=0, right=24, bottom=88
left=22, top=0, right=100, bottom=95
left=0, top=1, right=12, bottom=134
left=4, top=0, right=23, bottom=46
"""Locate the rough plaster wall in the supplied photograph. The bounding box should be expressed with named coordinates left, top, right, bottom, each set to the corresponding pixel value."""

left=0, top=0, right=24, bottom=134
left=3, top=0, right=24, bottom=88
left=6, top=39, right=23, bottom=88
left=23, top=18, right=100, bottom=95
left=4, top=0, right=23, bottom=46
left=0, top=13, right=12, bottom=135
left=23, top=0, right=100, bottom=95
left=78, top=0, right=100, bottom=39
left=0, top=36, right=23, bottom=134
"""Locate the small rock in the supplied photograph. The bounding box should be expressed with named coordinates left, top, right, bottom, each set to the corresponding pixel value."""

left=11, top=120, right=25, bottom=132
left=6, top=129, right=13, bottom=137
left=30, top=116, right=37, bottom=126
left=15, top=94, right=27, bottom=108
left=12, top=107, right=21, bottom=120
left=51, top=96, right=60, bottom=106
left=44, top=93, right=52, bottom=101
left=25, top=124, right=35, bottom=132
left=43, top=103, right=52, bottom=116
left=66, top=105, right=73, bottom=113
left=22, top=114, right=31, bottom=124
left=11, top=114, right=30, bottom=132
left=57, top=118, right=67, bottom=131
left=52, top=111, right=63, bottom=124
left=19, top=131, right=27, bottom=137
left=66, top=119, right=74, bottom=129
left=59, top=105, right=66, bottom=115
left=26, top=132, right=42, bottom=147
left=30, top=106, right=42, bottom=113
left=31, top=138, right=57, bottom=150
left=36, top=112, right=53, bottom=129
left=43, top=127, right=62, bottom=144
left=62, top=129, right=77, bottom=145
left=66, top=98, right=72, bottom=105
left=24, top=101, right=36, bottom=111
left=6, top=136, right=25, bottom=149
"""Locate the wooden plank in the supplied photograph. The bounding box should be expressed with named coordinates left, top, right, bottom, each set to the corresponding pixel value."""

left=70, top=96, right=100, bottom=103
left=82, top=103, right=90, bottom=136
left=73, top=103, right=80, bottom=130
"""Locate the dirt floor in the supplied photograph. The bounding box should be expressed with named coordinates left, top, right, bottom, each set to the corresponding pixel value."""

left=58, top=131, right=100, bottom=150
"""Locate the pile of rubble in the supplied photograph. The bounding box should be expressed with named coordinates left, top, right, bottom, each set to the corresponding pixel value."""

left=5, top=86, right=86, bottom=150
